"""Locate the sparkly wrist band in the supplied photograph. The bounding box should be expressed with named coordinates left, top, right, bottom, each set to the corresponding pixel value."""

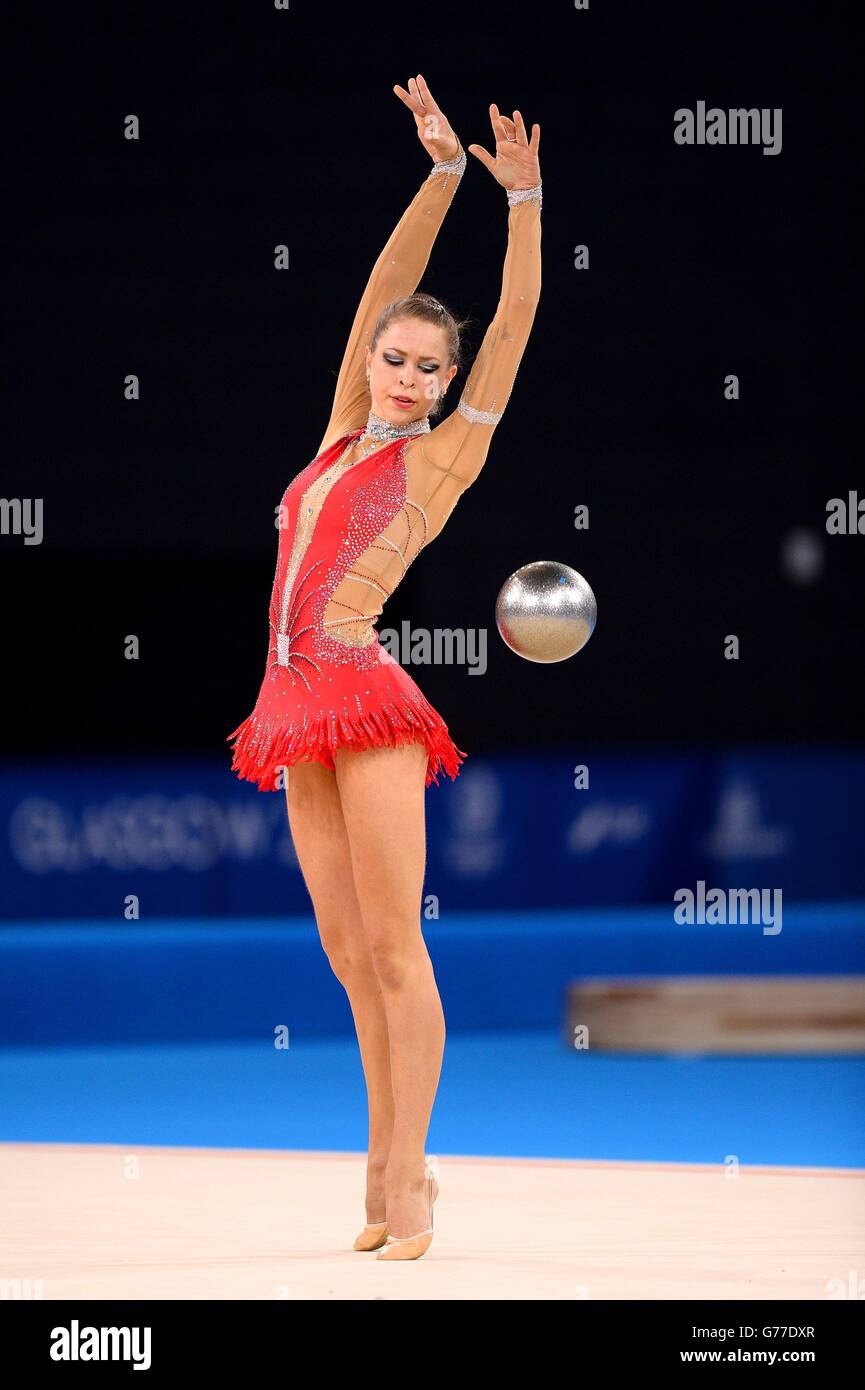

left=430, top=143, right=467, bottom=180
left=507, top=181, right=543, bottom=210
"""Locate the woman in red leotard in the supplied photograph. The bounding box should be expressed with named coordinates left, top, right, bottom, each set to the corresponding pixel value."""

left=227, top=75, right=542, bottom=1260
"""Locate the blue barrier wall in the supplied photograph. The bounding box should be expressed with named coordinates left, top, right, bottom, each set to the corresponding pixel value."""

left=1, top=905, right=864, bottom=1046
left=1, top=748, right=863, bottom=920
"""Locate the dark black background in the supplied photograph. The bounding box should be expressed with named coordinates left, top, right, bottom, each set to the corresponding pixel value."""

left=5, top=1, right=860, bottom=763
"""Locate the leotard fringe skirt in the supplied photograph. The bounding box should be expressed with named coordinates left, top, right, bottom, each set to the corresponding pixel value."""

left=227, top=639, right=466, bottom=792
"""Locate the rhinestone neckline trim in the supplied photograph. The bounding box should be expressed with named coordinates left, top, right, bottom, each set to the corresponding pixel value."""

left=362, top=410, right=431, bottom=442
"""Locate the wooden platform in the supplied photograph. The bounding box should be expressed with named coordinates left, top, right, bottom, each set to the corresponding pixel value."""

left=565, top=976, right=865, bottom=1053
left=2, top=1142, right=863, bottom=1300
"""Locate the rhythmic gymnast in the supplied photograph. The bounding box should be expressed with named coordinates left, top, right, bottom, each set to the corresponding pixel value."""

left=228, top=74, right=542, bottom=1259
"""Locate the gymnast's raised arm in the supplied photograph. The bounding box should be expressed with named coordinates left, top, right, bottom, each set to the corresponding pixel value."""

left=315, top=75, right=467, bottom=457
left=417, top=104, right=542, bottom=490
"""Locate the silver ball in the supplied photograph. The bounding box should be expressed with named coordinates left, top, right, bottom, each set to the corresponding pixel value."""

left=495, top=561, right=597, bottom=663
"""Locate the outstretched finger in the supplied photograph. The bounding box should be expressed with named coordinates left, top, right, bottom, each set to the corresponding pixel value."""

left=415, top=73, right=441, bottom=113
left=408, top=76, right=430, bottom=111
left=489, top=102, right=508, bottom=143
left=393, top=83, right=424, bottom=115
left=467, top=142, right=496, bottom=175
left=513, top=109, right=529, bottom=145
left=530, top=121, right=541, bottom=153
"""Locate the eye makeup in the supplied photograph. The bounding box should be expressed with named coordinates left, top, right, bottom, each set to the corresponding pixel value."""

left=383, top=352, right=439, bottom=373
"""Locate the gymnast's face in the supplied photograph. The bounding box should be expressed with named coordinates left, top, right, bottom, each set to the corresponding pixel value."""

left=366, top=318, right=458, bottom=426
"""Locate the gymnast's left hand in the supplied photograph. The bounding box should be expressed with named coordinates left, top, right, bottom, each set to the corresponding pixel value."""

left=468, top=105, right=541, bottom=191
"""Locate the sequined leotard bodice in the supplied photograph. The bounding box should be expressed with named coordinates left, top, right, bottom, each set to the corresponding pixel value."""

left=227, top=140, right=542, bottom=791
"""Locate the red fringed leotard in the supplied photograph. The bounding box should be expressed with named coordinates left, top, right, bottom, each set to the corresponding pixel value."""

left=226, top=140, right=542, bottom=791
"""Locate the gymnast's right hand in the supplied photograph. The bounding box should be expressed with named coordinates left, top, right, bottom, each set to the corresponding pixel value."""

left=393, top=74, right=460, bottom=164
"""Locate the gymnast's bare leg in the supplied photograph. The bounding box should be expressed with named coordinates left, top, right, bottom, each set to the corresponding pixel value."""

left=334, top=739, right=443, bottom=1242
left=284, top=759, right=395, bottom=1232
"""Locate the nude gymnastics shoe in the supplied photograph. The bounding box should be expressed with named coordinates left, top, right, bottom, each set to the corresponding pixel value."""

left=353, top=1220, right=388, bottom=1251
left=376, top=1160, right=439, bottom=1262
